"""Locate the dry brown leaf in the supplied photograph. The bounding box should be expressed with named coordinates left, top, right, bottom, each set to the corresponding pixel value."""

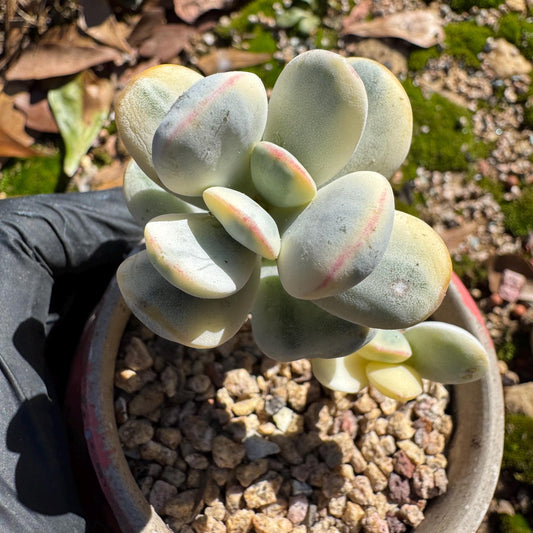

left=78, top=0, right=135, bottom=55
left=127, top=8, right=166, bottom=49
left=196, top=48, right=272, bottom=75
left=138, top=24, right=195, bottom=62
left=14, top=90, right=59, bottom=133
left=0, top=92, right=41, bottom=157
left=342, top=9, right=444, bottom=48
left=5, top=24, right=124, bottom=81
left=90, top=160, right=127, bottom=190
left=438, top=221, right=478, bottom=254
left=343, top=0, right=373, bottom=26
left=173, top=0, right=234, bottom=24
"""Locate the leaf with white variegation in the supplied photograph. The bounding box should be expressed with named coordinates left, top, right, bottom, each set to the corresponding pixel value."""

left=403, top=321, right=489, bottom=384
left=250, top=264, right=375, bottom=361
left=115, top=64, right=203, bottom=184
left=123, top=160, right=203, bottom=226
left=203, top=186, right=281, bottom=260
left=250, top=141, right=316, bottom=208
left=311, top=352, right=369, bottom=394
left=333, top=58, right=413, bottom=181
left=144, top=213, right=259, bottom=299
left=263, top=49, right=368, bottom=187
left=152, top=71, right=268, bottom=196
left=315, top=211, right=451, bottom=328
left=117, top=250, right=259, bottom=348
left=277, top=171, right=394, bottom=300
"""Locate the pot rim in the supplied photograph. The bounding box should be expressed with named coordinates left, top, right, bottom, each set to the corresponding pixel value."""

left=77, top=272, right=504, bottom=533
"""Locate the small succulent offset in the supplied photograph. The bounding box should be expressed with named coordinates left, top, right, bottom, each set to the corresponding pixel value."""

left=115, top=50, right=489, bottom=402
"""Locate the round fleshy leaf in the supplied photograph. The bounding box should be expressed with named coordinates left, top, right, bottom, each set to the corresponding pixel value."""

left=311, top=352, right=369, bottom=394
left=333, top=58, right=413, bottom=181
left=263, top=49, right=368, bottom=187
left=403, top=321, right=489, bottom=384
left=203, top=186, right=281, bottom=260
left=123, top=159, right=203, bottom=226
left=117, top=250, right=259, bottom=348
left=250, top=264, right=375, bottom=362
left=357, top=329, right=412, bottom=363
left=315, top=211, right=452, bottom=329
left=116, top=64, right=203, bottom=184
left=365, top=362, right=423, bottom=402
left=277, top=171, right=394, bottom=300
left=145, top=213, right=259, bottom=299
left=152, top=71, right=268, bottom=197
left=250, top=141, right=316, bottom=208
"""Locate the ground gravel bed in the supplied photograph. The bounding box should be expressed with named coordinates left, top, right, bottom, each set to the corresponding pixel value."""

left=114, top=317, right=453, bottom=533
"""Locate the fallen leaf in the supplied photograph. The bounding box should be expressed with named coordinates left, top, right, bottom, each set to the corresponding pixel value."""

left=138, top=24, right=196, bottom=62
left=48, top=71, right=113, bottom=176
left=343, top=0, right=373, bottom=25
left=78, top=0, right=135, bottom=55
left=342, top=9, right=444, bottom=48
left=127, top=7, right=166, bottom=49
left=14, top=90, right=59, bottom=133
left=91, top=160, right=127, bottom=190
left=5, top=24, right=123, bottom=81
left=0, top=92, right=41, bottom=157
left=173, top=0, right=234, bottom=23
left=438, top=221, right=478, bottom=254
left=196, top=48, right=272, bottom=75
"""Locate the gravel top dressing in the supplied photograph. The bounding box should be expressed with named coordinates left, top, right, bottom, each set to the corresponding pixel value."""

left=114, top=317, right=453, bottom=533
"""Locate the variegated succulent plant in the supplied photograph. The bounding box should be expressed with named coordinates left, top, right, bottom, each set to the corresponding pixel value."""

left=115, top=50, right=489, bottom=401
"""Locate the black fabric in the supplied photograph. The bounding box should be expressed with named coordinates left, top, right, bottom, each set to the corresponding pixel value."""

left=0, top=188, right=142, bottom=532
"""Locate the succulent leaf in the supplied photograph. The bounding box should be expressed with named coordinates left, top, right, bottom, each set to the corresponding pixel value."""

left=357, top=329, right=412, bottom=363
left=277, top=171, right=395, bottom=300
left=333, top=58, right=413, bottom=181
left=365, top=362, right=423, bottom=402
left=315, top=211, right=452, bottom=328
left=115, top=64, right=203, bottom=184
left=263, top=49, right=368, bottom=186
left=117, top=250, right=259, bottom=348
left=403, top=321, right=489, bottom=384
left=123, top=160, right=203, bottom=226
left=251, top=264, right=375, bottom=361
left=152, top=71, right=268, bottom=197
left=203, top=186, right=281, bottom=260
left=311, top=352, right=369, bottom=394
left=144, top=213, right=259, bottom=298
left=250, top=141, right=317, bottom=207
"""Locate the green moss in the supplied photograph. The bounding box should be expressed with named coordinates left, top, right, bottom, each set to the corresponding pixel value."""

left=408, top=46, right=440, bottom=71
left=497, top=340, right=517, bottom=362
left=452, top=255, right=488, bottom=288
left=448, top=0, right=504, bottom=12
left=401, top=80, right=490, bottom=180
left=444, top=21, right=495, bottom=68
left=503, top=413, right=533, bottom=485
left=502, top=188, right=533, bottom=238
left=0, top=151, right=65, bottom=196
left=497, top=13, right=533, bottom=58
left=500, top=513, right=533, bottom=533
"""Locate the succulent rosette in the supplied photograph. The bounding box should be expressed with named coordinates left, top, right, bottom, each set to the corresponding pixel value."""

left=115, top=50, right=488, bottom=400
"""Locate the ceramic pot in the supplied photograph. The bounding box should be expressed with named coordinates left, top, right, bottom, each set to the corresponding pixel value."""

left=69, top=273, right=504, bottom=533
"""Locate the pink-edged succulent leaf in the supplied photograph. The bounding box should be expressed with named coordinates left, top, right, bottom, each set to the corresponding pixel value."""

left=116, top=249, right=259, bottom=348
left=250, top=141, right=316, bottom=208
left=203, top=186, right=281, bottom=260
left=333, top=58, right=413, bottom=181
left=250, top=263, right=375, bottom=362
left=365, top=362, right=423, bottom=402
left=311, top=352, right=369, bottom=394
left=263, top=49, right=368, bottom=187
left=315, top=211, right=452, bottom=329
left=277, top=171, right=394, bottom=300
left=123, top=159, right=204, bottom=226
left=403, top=321, right=489, bottom=384
left=144, top=213, right=259, bottom=299
left=357, top=329, right=412, bottom=363
left=116, top=64, right=203, bottom=185
left=152, top=71, right=268, bottom=197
